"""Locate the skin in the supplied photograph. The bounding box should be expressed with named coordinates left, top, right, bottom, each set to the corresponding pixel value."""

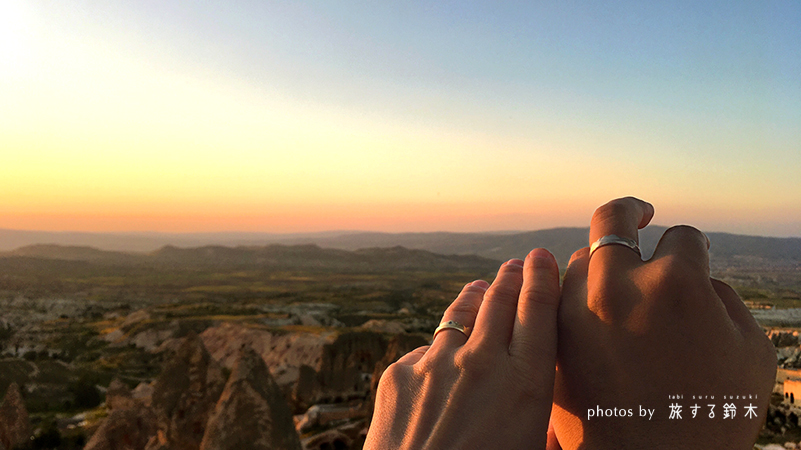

left=365, top=249, right=562, bottom=450
left=366, top=197, right=777, bottom=450
left=551, top=197, right=777, bottom=449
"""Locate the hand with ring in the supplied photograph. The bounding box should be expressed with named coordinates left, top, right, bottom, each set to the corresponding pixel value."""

left=551, top=197, right=776, bottom=449
left=365, top=196, right=776, bottom=450
left=365, top=250, right=562, bottom=450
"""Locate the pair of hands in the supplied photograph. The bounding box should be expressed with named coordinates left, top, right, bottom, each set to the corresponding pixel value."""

left=365, top=197, right=776, bottom=450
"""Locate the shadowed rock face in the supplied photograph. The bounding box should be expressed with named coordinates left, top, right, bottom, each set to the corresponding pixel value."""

left=200, top=346, right=301, bottom=450
left=317, top=332, right=387, bottom=402
left=302, top=429, right=352, bottom=450
left=84, top=406, right=157, bottom=450
left=770, top=330, right=800, bottom=348
left=149, top=333, right=226, bottom=450
left=287, top=331, right=390, bottom=411
left=292, top=364, right=321, bottom=412
left=0, top=383, right=31, bottom=450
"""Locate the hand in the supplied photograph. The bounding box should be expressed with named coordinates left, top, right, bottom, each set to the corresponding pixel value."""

left=365, top=249, right=562, bottom=450
left=551, top=197, right=777, bottom=449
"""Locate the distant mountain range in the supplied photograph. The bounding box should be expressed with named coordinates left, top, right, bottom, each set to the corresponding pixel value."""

left=297, top=227, right=801, bottom=267
left=0, top=229, right=358, bottom=253
left=1, top=243, right=500, bottom=273
left=1, top=227, right=799, bottom=269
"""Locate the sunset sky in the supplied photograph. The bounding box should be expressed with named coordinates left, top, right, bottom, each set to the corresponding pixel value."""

left=1, top=1, right=799, bottom=236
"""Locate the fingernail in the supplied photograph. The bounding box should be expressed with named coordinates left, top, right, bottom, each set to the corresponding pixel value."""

left=528, top=248, right=555, bottom=262
left=470, top=280, right=489, bottom=290
left=506, top=258, right=525, bottom=268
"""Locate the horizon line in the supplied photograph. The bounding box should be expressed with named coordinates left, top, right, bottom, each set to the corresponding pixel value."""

left=1, top=226, right=799, bottom=240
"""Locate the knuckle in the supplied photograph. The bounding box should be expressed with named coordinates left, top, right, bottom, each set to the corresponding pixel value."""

left=592, top=199, right=632, bottom=226
left=569, top=247, right=589, bottom=265
left=521, top=284, right=559, bottom=309
left=641, top=259, right=709, bottom=308
left=445, top=300, right=480, bottom=318
left=587, top=291, right=627, bottom=322
left=405, top=345, right=430, bottom=360
left=650, top=254, right=702, bottom=283
left=647, top=272, right=684, bottom=301
left=481, top=296, right=518, bottom=318
left=378, top=362, right=408, bottom=390
left=485, top=283, right=520, bottom=306
left=453, top=346, right=494, bottom=374
left=412, top=350, right=448, bottom=375
left=663, top=224, right=704, bottom=243
left=375, top=363, right=423, bottom=408
left=460, top=284, right=487, bottom=295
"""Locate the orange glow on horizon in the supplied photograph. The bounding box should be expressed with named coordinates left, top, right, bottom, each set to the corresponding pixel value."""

left=1, top=198, right=798, bottom=237
left=0, top=200, right=594, bottom=233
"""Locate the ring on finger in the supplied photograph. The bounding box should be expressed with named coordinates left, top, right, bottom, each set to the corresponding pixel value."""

left=433, top=320, right=470, bottom=339
left=589, top=234, right=641, bottom=258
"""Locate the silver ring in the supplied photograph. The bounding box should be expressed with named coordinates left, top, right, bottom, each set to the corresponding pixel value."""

left=589, top=234, right=641, bottom=257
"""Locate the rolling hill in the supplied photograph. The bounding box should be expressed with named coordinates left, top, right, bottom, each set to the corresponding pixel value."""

left=1, top=227, right=799, bottom=270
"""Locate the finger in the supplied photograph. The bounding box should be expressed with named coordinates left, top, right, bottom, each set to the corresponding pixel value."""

left=566, top=247, right=590, bottom=278
left=510, top=248, right=561, bottom=365
left=560, top=247, right=590, bottom=317
left=546, top=419, right=562, bottom=450
left=470, top=259, right=525, bottom=350
left=711, top=278, right=762, bottom=334
left=589, top=197, right=654, bottom=268
left=428, top=280, right=488, bottom=352
left=649, top=225, right=711, bottom=276
left=395, top=345, right=430, bottom=365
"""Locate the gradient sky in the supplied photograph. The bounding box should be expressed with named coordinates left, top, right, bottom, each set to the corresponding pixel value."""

left=1, top=1, right=799, bottom=236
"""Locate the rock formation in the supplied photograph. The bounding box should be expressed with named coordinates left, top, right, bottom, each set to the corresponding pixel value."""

left=83, top=406, right=157, bottom=450
left=292, top=364, right=321, bottom=412
left=199, top=345, right=301, bottom=450
left=302, top=429, right=352, bottom=450
left=149, top=333, right=226, bottom=450
left=316, top=332, right=387, bottom=403
left=80, top=324, right=432, bottom=450
left=201, top=324, right=395, bottom=410
left=770, top=329, right=800, bottom=348
left=359, top=319, right=406, bottom=334
left=0, top=383, right=31, bottom=450
left=200, top=323, right=332, bottom=376
left=301, top=420, right=368, bottom=450
left=132, top=382, right=155, bottom=407
left=295, top=404, right=364, bottom=433
left=107, top=378, right=137, bottom=411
